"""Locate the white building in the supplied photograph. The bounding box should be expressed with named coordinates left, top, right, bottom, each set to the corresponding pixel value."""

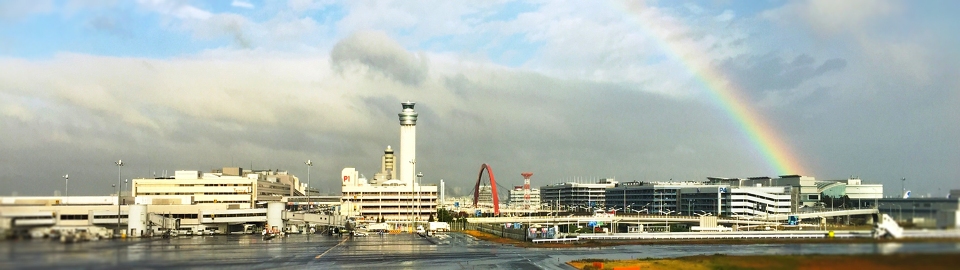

left=508, top=186, right=541, bottom=209
left=604, top=181, right=792, bottom=217
left=707, top=175, right=883, bottom=209
left=132, top=167, right=317, bottom=210
left=540, top=178, right=618, bottom=211
left=1, top=166, right=327, bottom=237
left=338, top=102, right=437, bottom=229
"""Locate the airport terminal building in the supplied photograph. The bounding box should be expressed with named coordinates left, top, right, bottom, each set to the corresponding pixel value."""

left=542, top=175, right=884, bottom=218
left=540, top=178, right=619, bottom=211
left=1, top=167, right=320, bottom=237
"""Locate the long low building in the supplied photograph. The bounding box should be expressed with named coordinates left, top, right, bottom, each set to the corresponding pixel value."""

left=540, top=178, right=618, bottom=211
left=0, top=196, right=251, bottom=236
left=133, top=168, right=319, bottom=210
left=877, top=197, right=960, bottom=228
left=0, top=195, right=348, bottom=238
left=1, top=167, right=332, bottom=237
left=540, top=175, right=885, bottom=220
left=604, top=181, right=792, bottom=217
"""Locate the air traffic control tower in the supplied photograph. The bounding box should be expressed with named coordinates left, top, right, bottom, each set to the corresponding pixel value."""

left=398, top=102, right=418, bottom=185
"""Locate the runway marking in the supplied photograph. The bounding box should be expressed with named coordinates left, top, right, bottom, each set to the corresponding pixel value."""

left=315, top=237, right=350, bottom=259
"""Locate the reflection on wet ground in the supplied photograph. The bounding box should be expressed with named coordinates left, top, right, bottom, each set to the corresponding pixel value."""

left=2, top=233, right=958, bottom=269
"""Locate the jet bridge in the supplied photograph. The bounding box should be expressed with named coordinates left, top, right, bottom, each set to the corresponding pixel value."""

left=147, top=213, right=179, bottom=233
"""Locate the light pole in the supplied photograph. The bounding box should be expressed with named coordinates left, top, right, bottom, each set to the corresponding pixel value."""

left=556, top=188, right=561, bottom=215
left=115, top=159, right=123, bottom=236
left=654, top=187, right=660, bottom=215
left=901, top=178, right=906, bottom=198
left=63, top=174, right=69, bottom=198
left=662, top=209, right=675, bottom=232
left=305, top=160, right=313, bottom=236
left=409, top=159, right=416, bottom=230
left=305, top=160, right=313, bottom=212
left=622, top=186, right=626, bottom=216
left=417, top=171, right=423, bottom=229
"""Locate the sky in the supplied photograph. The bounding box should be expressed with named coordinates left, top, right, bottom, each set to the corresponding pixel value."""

left=1, top=0, right=958, bottom=198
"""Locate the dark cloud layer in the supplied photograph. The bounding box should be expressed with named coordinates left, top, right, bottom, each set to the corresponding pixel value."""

left=721, top=53, right=847, bottom=95
left=331, top=31, right=429, bottom=86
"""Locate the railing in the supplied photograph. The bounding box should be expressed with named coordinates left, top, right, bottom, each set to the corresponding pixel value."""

left=528, top=230, right=867, bottom=243
left=467, top=223, right=528, bottom=242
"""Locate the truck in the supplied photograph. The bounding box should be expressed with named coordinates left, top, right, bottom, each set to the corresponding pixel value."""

left=428, top=222, right=450, bottom=232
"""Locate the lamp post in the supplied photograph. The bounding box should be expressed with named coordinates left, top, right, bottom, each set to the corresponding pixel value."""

left=556, top=188, right=561, bottom=215
left=305, top=160, right=313, bottom=212
left=115, top=159, right=123, bottom=236
left=655, top=187, right=661, bottom=215
left=63, top=174, right=69, bottom=198
left=662, top=209, right=675, bottom=232
left=409, top=159, right=416, bottom=230
left=417, top=171, right=423, bottom=229
left=901, top=178, right=906, bottom=198
left=305, top=160, right=313, bottom=236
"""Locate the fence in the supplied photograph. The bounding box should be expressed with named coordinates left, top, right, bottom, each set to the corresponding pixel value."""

left=466, top=222, right=528, bottom=242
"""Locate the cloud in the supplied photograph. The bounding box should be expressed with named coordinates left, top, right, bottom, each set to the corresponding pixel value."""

left=137, top=0, right=253, bottom=48
left=720, top=53, right=847, bottom=96
left=288, top=0, right=335, bottom=12
left=0, top=0, right=53, bottom=21
left=715, top=10, right=734, bottom=22
left=0, top=41, right=765, bottom=196
left=194, top=14, right=253, bottom=48
left=231, top=0, right=254, bottom=9
left=137, top=0, right=211, bottom=20
left=763, top=0, right=898, bottom=37
left=0, top=0, right=958, bottom=199
left=331, top=31, right=429, bottom=86
left=0, top=100, right=35, bottom=123
left=87, top=14, right=133, bottom=38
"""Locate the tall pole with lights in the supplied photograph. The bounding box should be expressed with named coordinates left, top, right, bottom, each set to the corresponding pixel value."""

left=409, top=159, right=416, bottom=230
left=63, top=174, right=69, bottom=198
left=417, top=172, right=423, bottom=228
left=305, top=159, right=313, bottom=236
left=115, top=160, right=124, bottom=236
left=901, top=178, right=906, bottom=198
left=305, top=160, right=313, bottom=211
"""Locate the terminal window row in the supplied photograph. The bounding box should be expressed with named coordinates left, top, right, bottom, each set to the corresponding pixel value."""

left=14, top=215, right=53, bottom=220
left=160, top=214, right=199, bottom=219
left=138, top=192, right=250, bottom=195
left=195, top=200, right=249, bottom=204
left=93, top=215, right=128, bottom=219
left=60, top=214, right=89, bottom=220
left=203, top=213, right=265, bottom=218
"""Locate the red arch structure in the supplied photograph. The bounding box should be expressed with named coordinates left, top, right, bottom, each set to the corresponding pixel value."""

left=473, top=163, right=500, bottom=215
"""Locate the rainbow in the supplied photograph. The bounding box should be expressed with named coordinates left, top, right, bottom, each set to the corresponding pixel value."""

left=618, top=2, right=805, bottom=175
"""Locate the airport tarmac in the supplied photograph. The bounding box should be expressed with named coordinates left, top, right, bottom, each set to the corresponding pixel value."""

left=2, top=233, right=959, bottom=269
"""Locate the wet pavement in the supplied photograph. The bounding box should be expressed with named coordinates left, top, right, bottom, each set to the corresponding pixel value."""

left=2, top=233, right=959, bottom=269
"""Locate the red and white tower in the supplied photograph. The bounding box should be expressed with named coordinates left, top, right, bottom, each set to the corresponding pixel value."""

left=521, top=172, right=533, bottom=209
